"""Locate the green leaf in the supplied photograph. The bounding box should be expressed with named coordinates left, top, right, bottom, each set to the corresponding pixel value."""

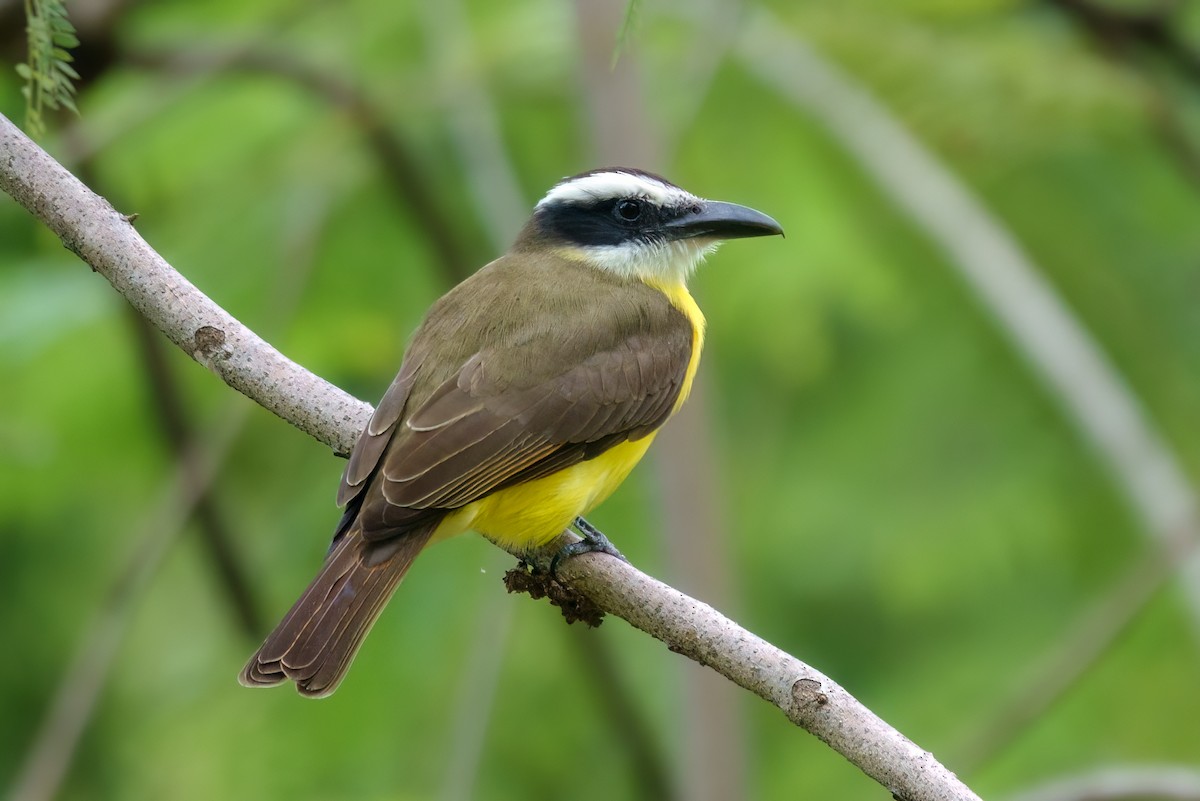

left=19, top=0, right=80, bottom=134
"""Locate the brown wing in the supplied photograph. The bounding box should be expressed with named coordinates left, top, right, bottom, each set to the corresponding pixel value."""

left=377, top=330, right=688, bottom=504
left=336, top=255, right=694, bottom=542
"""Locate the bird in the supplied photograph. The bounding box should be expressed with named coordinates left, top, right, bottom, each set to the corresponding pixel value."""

left=239, top=167, right=783, bottom=697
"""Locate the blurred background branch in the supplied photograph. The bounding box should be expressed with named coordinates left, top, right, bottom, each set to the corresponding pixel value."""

left=1006, top=764, right=1200, bottom=801
left=1046, top=0, right=1200, bottom=81
left=1044, top=0, right=1200, bottom=189
left=734, top=10, right=1200, bottom=774
left=7, top=150, right=331, bottom=801
left=125, top=304, right=262, bottom=637
left=9, top=405, right=251, bottom=801
left=736, top=11, right=1200, bottom=612
left=121, top=46, right=480, bottom=284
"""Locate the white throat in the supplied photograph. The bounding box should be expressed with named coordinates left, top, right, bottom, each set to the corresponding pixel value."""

left=568, top=238, right=721, bottom=285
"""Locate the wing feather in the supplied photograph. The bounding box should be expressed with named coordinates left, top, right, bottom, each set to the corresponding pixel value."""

left=375, top=325, right=690, bottom=516
left=337, top=256, right=695, bottom=543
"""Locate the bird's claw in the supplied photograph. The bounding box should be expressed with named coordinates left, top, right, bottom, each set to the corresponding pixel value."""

left=549, top=517, right=628, bottom=576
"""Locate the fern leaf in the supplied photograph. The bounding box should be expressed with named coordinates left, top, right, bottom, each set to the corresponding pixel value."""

left=18, top=0, right=80, bottom=136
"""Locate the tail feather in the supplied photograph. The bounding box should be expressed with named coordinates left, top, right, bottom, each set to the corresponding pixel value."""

left=240, top=524, right=433, bottom=698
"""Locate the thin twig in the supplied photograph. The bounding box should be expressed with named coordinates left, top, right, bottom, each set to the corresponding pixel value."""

left=1006, top=764, right=1200, bottom=801
left=1, top=110, right=982, bottom=801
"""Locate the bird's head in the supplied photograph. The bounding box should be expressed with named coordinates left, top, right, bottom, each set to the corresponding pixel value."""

left=517, top=168, right=783, bottom=285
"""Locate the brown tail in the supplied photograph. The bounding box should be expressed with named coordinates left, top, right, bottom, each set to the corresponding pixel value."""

left=239, top=524, right=433, bottom=698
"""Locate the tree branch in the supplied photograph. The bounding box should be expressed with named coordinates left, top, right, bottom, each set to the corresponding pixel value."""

left=0, top=112, right=981, bottom=801
left=530, top=546, right=974, bottom=800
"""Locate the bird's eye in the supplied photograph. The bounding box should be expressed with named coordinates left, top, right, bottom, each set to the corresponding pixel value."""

left=614, top=199, right=643, bottom=222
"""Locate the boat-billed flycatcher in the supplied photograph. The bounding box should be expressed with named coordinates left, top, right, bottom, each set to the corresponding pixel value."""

left=240, top=168, right=783, bottom=697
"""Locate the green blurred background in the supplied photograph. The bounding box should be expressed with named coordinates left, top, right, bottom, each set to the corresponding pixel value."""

left=3, top=0, right=1200, bottom=798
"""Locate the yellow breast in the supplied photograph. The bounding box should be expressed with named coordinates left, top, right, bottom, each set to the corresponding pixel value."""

left=437, top=435, right=655, bottom=549
left=434, top=279, right=705, bottom=550
left=644, top=278, right=706, bottom=412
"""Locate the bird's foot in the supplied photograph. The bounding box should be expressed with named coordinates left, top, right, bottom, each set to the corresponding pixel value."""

left=550, top=517, right=628, bottom=576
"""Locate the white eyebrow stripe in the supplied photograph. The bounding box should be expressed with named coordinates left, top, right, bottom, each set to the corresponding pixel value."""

left=536, top=171, right=688, bottom=208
